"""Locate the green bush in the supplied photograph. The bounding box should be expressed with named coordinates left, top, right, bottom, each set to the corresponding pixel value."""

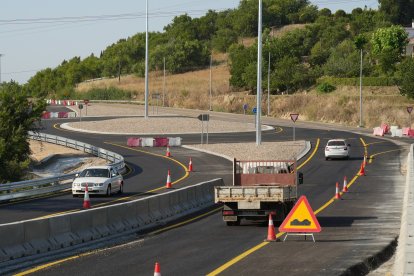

left=317, top=76, right=397, bottom=86
left=317, top=83, right=336, bottom=93
left=74, top=87, right=134, bottom=100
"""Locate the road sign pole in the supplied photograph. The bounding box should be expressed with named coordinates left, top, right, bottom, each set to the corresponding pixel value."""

left=206, top=120, right=209, bottom=144
left=410, top=113, right=412, bottom=129
left=201, top=120, right=204, bottom=145
left=293, top=124, right=295, bottom=141
left=80, top=110, right=82, bottom=122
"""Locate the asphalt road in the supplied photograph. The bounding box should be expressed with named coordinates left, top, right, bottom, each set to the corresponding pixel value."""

left=8, top=106, right=411, bottom=275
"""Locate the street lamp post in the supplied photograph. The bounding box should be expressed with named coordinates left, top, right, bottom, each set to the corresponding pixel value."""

left=267, top=52, right=270, bottom=116
left=144, top=0, right=149, bottom=119
left=256, top=0, right=262, bottom=146
left=359, top=48, right=363, bottom=127
left=209, top=54, right=212, bottom=111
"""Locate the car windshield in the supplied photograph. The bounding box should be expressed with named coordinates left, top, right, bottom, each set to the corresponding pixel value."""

left=328, top=141, right=346, bottom=146
left=80, top=169, right=110, bottom=178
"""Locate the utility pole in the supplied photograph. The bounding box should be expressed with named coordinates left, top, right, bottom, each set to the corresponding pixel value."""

left=163, top=57, right=166, bottom=107
left=256, top=0, right=262, bottom=146
left=359, top=48, right=363, bottom=127
left=209, top=54, right=212, bottom=111
left=267, top=52, right=270, bottom=116
left=144, top=0, right=149, bottom=119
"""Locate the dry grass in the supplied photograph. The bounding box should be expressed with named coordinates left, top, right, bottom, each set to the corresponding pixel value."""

left=76, top=53, right=414, bottom=129
left=270, top=24, right=308, bottom=38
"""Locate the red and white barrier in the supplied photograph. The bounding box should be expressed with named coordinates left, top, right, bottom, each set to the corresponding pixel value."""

left=373, top=127, right=384, bottom=136
left=127, top=137, right=182, bottom=147
left=380, top=123, right=390, bottom=134
left=41, top=112, right=76, bottom=119
left=127, top=138, right=141, bottom=147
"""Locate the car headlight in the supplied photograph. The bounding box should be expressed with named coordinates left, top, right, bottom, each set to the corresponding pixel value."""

left=94, top=183, right=99, bottom=187
left=99, top=183, right=104, bottom=187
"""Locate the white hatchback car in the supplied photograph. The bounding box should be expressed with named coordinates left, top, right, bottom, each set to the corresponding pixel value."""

left=324, top=139, right=351, bottom=160
left=72, top=166, right=123, bottom=197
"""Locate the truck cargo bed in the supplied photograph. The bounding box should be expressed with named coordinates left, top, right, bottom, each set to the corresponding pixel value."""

left=215, top=185, right=297, bottom=203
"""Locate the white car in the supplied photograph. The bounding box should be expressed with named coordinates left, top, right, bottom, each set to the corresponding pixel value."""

left=72, top=166, right=123, bottom=197
left=324, top=139, right=351, bottom=160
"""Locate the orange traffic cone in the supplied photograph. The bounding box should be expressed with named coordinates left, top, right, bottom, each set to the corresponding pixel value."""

left=154, top=262, right=161, bottom=276
left=166, top=146, right=171, bottom=157
left=342, top=176, right=348, bottom=193
left=335, top=182, right=341, bottom=200
left=166, top=169, right=172, bottom=188
left=265, top=214, right=277, bottom=242
left=188, top=157, right=193, bottom=172
left=83, top=185, right=91, bottom=209
left=359, top=162, right=366, bottom=176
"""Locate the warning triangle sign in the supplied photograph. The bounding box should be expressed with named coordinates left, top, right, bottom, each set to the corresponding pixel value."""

left=279, top=196, right=321, bottom=233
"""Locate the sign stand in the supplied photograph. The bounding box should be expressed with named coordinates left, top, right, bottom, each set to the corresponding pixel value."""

left=78, top=103, right=84, bottom=122
left=283, top=233, right=315, bottom=242
left=253, top=107, right=257, bottom=128
left=198, top=114, right=210, bottom=144
left=290, top=113, right=299, bottom=141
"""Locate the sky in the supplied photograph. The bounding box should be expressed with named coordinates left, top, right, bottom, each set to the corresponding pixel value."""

left=0, top=0, right=378, bottom=84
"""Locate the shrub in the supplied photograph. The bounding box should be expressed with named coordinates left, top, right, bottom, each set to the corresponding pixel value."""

left=73, top=87, right=134, bottom=100
left=317, top=76, right=397, bottom=86
left=317, top=83, right=336, bottom=93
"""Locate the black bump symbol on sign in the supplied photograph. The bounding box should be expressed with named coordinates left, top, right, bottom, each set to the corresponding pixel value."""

left=290, top=219, right=311, bottom=226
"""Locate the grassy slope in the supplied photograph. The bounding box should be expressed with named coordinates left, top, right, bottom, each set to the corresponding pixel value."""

left=76, top=33, right=414, bottom=129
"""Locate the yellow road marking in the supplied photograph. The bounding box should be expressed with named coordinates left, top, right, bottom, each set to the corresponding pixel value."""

left=208, top=137, right=368, bottom=275
left=297, top=139, right=320, bottom=171
left=275, top=127, right=283, bottom=134
left=366, top=141, right=387, bottom=146
left=36, top=142, right=189, bottom=219
left=368, top=149, right=400, bottom=164
left=17, top=207, right=223, bottom=275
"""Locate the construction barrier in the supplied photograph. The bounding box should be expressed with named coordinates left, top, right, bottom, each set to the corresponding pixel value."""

left=373, top=127, right=384, bottom=136
left=403, top=128, right=410, bottom=136
left=381, top=123, right=390, bottom=134
left=41, top=112, right=76, bottom=119
left=127, top=137, right=182, bottom=147
left=127, top=138, right=141, bottom=147
left=392, top=128, right=403, bottom=137
left=168, top=137, right=182, bottom=146
left=154, top=137, right=169, bottom=147
left=0, top=179, right=222, bottom=266
left=41, top=112, right=51, bottom=119
left=409, top=129, right=414, bottom=138
left=141, top=138, right=155, bottom=147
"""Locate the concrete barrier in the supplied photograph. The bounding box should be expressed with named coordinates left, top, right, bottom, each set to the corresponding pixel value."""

left=394, top=144, right=414, bottom=275
left=0, top=178, right=222, bottom=265
left=373, top=127, right=384, bottom=136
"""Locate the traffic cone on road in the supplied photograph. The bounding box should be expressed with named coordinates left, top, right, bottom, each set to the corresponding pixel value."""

left=166, top=146, right=171, bottom=157
left=166, top=170, right=172, bottom=189
left=154, top=262, right=161, bottom=276
left=83, top=185, right=91, bottom=209
left=335, top=182, right=341, bottom=200
left=265, top=214, right=277, bottom=242
left=188, top=157, right=193, bottom=172
left=358, top=162, right=366, bottom=176
left=342, top=176, right=348, bottom=193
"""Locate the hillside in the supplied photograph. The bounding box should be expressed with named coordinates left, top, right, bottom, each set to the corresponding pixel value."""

left=75, top=52, right=414, bottom=129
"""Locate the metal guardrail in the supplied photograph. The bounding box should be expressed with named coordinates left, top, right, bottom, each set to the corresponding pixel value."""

left=0, top=132, right=125, bottom=202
